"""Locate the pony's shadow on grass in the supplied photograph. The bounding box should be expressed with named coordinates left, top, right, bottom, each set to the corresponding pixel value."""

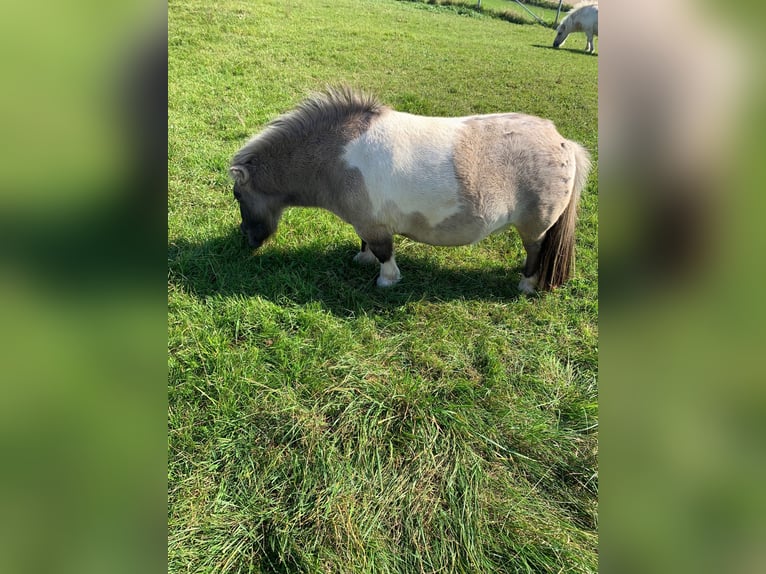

left=531, top=44, right=596, bottom=55
left=169, top=231, right=525, bottom=316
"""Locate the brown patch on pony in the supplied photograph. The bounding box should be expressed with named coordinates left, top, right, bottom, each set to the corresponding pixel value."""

left=229, top=86, right=387, bottom=228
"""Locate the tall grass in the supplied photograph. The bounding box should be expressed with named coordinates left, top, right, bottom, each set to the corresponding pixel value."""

left=169, top=0, right=597, bottom=571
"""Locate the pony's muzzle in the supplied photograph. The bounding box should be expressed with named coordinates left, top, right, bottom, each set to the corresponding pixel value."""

left=240, top=223, right=263, bottom=249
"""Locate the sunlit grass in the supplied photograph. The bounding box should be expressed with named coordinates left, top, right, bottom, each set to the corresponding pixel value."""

left=169, top=0, right=597, bottom=571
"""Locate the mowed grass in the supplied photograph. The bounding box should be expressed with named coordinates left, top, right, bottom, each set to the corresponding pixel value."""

left=169, top=0, right=597, bottom=572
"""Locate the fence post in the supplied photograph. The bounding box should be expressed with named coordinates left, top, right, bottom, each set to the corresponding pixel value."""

left=554, top=0, right=563, bottom=25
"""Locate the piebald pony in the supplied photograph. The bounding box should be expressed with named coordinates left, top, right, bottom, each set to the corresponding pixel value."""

left=230, top=87, right=591, bottom=293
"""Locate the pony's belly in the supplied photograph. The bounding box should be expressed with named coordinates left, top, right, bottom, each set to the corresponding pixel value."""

left=400, top=228, right=480, bottom=247
left=397, top=216, right=506, bottom=247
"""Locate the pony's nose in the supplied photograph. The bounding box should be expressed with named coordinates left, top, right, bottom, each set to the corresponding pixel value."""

left=240, top=226, right=262, bottom=249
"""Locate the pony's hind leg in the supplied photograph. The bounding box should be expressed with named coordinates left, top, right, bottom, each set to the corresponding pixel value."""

left=353, top=239, right=378, bottom=265
left=518, top=234, right=544, bottom=294
left=366, top=236, right=401, bottom=287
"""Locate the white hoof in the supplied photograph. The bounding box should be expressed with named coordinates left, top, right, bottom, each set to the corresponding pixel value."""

left=353, top=250, right=378, bottom=265
left=376, top=257, right=401, bottom=287
left=518, top=273, right=539, bottom=294
left=376, top=271, right=401, bottom=288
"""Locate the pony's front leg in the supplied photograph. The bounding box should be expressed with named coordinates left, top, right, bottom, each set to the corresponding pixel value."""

left=367, top=236, right=401, bottom=287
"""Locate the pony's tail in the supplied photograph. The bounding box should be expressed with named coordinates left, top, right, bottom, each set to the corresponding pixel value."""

left=538, top=142, right=592, bottom=290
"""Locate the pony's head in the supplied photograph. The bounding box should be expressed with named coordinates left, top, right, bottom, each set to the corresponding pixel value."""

left=552, top=23, right=569, bottom=48
left=228, top=163, right=284, bottom=249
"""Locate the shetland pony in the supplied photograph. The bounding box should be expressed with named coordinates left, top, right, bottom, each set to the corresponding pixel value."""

left=229, top=87, right=591, bottom=293
left=553, top=2, right=598, bottom=54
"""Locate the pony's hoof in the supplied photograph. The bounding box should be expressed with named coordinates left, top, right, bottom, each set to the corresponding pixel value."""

left=353, top=250, right=378, bottom=265
left=376, top=273, right=401, bottom=288
left=518, top=274, right=539, bottom=295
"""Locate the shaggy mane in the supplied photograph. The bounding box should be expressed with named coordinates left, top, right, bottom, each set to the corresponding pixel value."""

left=233, top=86, right=387, bottom=166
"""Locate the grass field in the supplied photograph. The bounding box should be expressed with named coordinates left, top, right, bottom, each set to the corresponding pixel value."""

left=169, top=0, right=598, bottom=572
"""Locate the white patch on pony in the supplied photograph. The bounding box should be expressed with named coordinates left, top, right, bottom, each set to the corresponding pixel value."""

left=376, top=256, right=401, bottom=288
left=343, top=111, right=465, bottom=231
left=353, top=249, right=378, bottom=265
left=518, top=273, right=539, bottom=295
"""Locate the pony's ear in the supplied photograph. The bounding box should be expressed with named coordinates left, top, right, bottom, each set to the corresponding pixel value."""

left=229, top=164, right=250, bottom=185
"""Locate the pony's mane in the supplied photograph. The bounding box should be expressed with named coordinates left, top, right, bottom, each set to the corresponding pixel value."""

left=233, top=86, right=387, bottom=165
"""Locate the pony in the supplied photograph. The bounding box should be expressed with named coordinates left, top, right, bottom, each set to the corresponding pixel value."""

left=229, top=87, right=591, bottom=293
left=553, top=2, right=598, bottom=54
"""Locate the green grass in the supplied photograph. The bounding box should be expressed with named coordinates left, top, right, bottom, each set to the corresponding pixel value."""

left=401, top=0, right=574, bottom=27
left=169, top=0, right=597, bottom=572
